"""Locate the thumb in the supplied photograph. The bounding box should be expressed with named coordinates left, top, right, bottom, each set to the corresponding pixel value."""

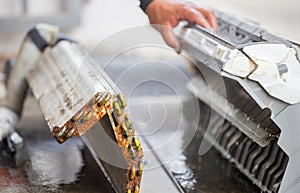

left=160, top=27, right=181, bottom=53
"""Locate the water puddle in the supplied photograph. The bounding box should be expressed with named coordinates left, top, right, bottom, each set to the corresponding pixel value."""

left=166, top=132, right=260, bottom=193
left=25, top=140, right=84, bottom=187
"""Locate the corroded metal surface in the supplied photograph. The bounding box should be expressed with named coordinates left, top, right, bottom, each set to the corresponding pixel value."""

left=26, top=41, right=144, bottom=193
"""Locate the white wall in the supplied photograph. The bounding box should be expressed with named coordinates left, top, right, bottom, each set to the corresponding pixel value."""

left=0, top=0, right=62, bottom=17
left=70, top=0, right=149, bottom=52
left=0, top=0, right=22, bottom=17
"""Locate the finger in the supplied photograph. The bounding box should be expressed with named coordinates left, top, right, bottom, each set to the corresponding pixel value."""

left=179, top=6, right=213, bottom=31
left=195, top=8, right=218, bottom=30
left=161, top=27, right=181, bottom=53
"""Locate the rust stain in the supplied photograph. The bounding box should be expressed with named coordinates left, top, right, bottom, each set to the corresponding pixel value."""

left=0, top=167, right=28, bottom=188
left=60, top=109, right=65, bottom=115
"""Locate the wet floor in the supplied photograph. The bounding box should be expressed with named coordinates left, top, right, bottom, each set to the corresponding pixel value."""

left=168, top=132, right=260, bottom=193
left=0, top=97, right=116, bottom=193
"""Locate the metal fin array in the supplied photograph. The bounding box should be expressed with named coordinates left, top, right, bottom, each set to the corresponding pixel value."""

left=26, top=41, right=144, bottom=193
left=109, top=94, right=144, bottom=192
left=187, top=68, right=280, bottom=147
left=186, top=72, right=289, bottom=193
left=223, top=78, right=281, bottom=140
left=51, top=92, right=144, bottom=192
left=198, top=102, right=289, bottom=193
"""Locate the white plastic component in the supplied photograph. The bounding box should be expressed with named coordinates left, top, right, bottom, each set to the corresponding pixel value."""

left=213, top=45, right=231, bottom=61
left=0, top=107, right=19, bottom=140
left=35, top=23, right=60, bottom=46
left=244, top=44, right=300, bottom=104
left=222, top=43, right=300, bottom=104
left=222, top=50, right=256, bottom=78
left=10, top=132, right=23, bottom=146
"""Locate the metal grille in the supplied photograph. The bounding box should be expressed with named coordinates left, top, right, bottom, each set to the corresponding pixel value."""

left=197, top=100, right=289, bottom=193
left=186, top=70, right=289, bottom=192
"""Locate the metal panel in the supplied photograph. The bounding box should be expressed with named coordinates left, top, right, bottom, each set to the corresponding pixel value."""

left=27, top=42, right=115, bottom=138
left=177, top=10, right=300, bottom=193
left=187, top=76, right=273, bottom=147
left=82, top=125, right=184, bottom=193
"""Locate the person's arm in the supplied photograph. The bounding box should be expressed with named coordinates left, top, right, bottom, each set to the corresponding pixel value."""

left=140, top=0, right=218, bottom=52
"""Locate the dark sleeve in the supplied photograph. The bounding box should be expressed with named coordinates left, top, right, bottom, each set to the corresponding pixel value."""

left=139, top=0, right=153, bottom=12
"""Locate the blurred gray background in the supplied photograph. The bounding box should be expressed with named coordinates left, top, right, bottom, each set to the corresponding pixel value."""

left=0, top=0, right=299, bottom=55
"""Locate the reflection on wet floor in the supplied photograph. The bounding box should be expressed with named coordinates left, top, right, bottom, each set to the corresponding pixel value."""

left=129, top=94, right=260, bottom=193
left=25, top=140, right=83, bottom=187
left=0, top=97, right=116, bottom=193
left=169, top=145, right=260, bottom=193
left=141, top=127, right=260, bottom=193
left=0, top=138, right=116, bottom=193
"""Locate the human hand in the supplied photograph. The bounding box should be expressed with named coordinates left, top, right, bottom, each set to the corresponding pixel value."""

left=145, top=0, right=218, bottom=52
